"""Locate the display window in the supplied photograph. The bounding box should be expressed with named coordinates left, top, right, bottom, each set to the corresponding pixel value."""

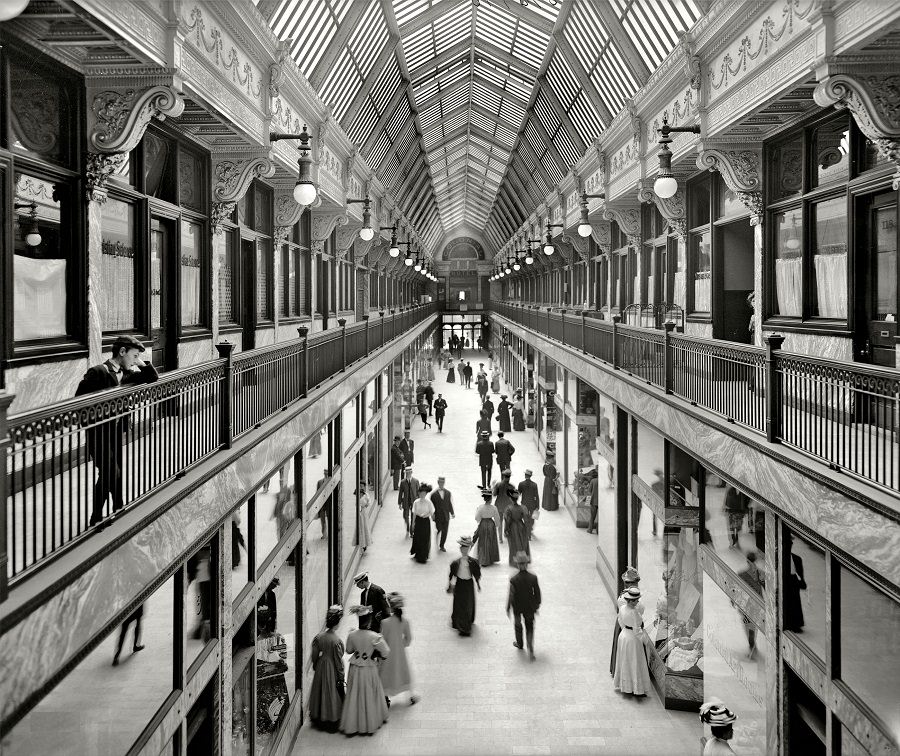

left=782, top=529, right=826, bottom=659
left=186, top=536, right=218, bottom=669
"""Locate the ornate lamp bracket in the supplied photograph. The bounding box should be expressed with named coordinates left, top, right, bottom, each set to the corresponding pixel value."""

left=696, top=145, right=763, bottom=224
left=560, top=234, right=590, bottom=262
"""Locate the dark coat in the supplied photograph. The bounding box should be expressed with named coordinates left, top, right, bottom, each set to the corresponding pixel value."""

left=482, top=398, right=495, bottom=416
left=423, top=385, right=435, bottom=401
left=398, top=475, right=419, bottom=511
left=434, top=398, right=448, bottom=417
left=430, top=488, right=454, bottom=523
left=462, top=365, right=473, bottom=378
left=494, top=438, right=515, bottom=468
left=518, top=478, right=540, bottom=513
left=390, top=443, right=405, bottom=471
left=360, top=582, right=392, bottom=632
left=475, top=440, right=495, bottom=466
left=507, top=569, right=541, bottom=614
left=399, top=437, right=414, bottom=465
left=449, top=556, right=482, bottom=585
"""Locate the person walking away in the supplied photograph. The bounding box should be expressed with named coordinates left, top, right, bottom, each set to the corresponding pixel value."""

left=457, top=359, right=465, bottom=384
left=399, top=431, right=414, bottom=466
left=613, top=587, right=652, bottom=696
left=390, top=436, right=405, bottom=490
left=448, top=536, right=482, bottom=636
left=724, top=485, right=748, bottom=548
left=477, top=372, right=489, bottom=404
left=424, top=381, right=435, bottom=416
left=475, top=409, right=492, bottom=439
left=482, top=396, right=495, bottom=420
left=353, top=572, right=392, bottom=632
left=341, top=605, right=390, bottom=735
left=398, top=467, right=419, bottom=538
left=475, top=432, right=495, bottom=488
left=309, top=605, right=345, bottom=732
left=433, top=394, right=448, bottom=432
left=587, top=473, right=599, bottom=534
left=379, top=593, right=419, bottom=705
left=507, top=551, right=541, bottom=660
left=491, top=367, right=501, bottom=394
left=316, top=468, right=331, bottom=540
left=357, top=487, right=372, bottom=551
left=474, top=486, right=501, bottom=566
left=518, top=470, right=540, bottom=540
left=430, top=477, right=455, bottom=551
left=541, top=455, right=560, bottom=511
left=512, top=393, right=526, bottom=431
left=609, top=566, right=642, bottom=675
left=492, top=469, right=515, bottom=543
left=503, top=489, right=531, bottom=566
left=417, top=398, right=432, bottom=429
left=463, top=361, right=473, bottom=388
left=497, top=395, right=513, bottom=433
left=409, top=483, right=434, bottom=563
left=112, top=604, right=145, bottom=666
left=494, top=431, right=515, bottom=472
left=75, top=334, right=159, bottom=527
left=700, top=702, right=739, bottom=755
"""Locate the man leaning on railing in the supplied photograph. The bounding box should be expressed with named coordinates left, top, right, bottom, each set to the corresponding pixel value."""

left=75, top=335, right=159, bottom=529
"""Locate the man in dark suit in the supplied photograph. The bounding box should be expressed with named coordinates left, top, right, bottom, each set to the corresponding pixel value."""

left=588, top=472, right=599, bottom=534
left=518, top=470, right=540, bottom=540
left=430, top=476, right=455, bottom=551
left=424, top=381, right=435, bottom=416
left=507, top=551, right=541, bottom=660
left=397, top=467, right=419, bottom=537
left=475, top=431, right=495, bottom=488
left=462, top=361, right=473, bottom=388
left=399, top=431, right=414, bottom=466
left=494, top=431, right=515, bottom=472
left=75, top=335, right=159, bottom=527
left=354, top=572, right=391, bottom=632
left=389, top=436, right=405, bottom=489
left=433, top=394, right=448, bottom=432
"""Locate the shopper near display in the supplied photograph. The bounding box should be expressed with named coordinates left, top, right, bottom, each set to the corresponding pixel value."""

left=309, top=605, right=345, bottom=732
left=398, top=467, right=419, bottom=538
left=507, top=551, right=541, bottom=661
left=491, top=367, right=502, bottom=394
left=474, top=486, right=501, bottom=566
left=399, top=431, right=415, bottom=466
left=512, top=392, right=526, bottom=431
left=354, top=572, right=392, bottom=633
left=541, top=455, right=560, bottom=511
left=503, top=489, right=531, bottom=567
left=256, top=577, right=279, bottom=634
left=448, top=536, right=482, bottom=636
left=356, top=487, right=372, bottom=551
left=433, top=394, right=448, bottom=432
left=699, top=702, right=739, bottom=755
left=409, top=483, right=435, bottom=563
left=308, top=427, right=323, bottom=458
left=497, top=394, right=513, bottom=432
left=494, top=431, right=515, bottom=471
left=475, top=431, right=495, bottom=488
left=724, top=485, right=749, bottom=547
left=379, top=593, right=419, bottom=706
left=430, top=477, right=455, bottom=552
left=612, top=587, right=652, bottom=697
left=112, top=604, right=145, bottom=666
left=737, top=551, right=764, bottom=658
left=610, top=566, right=642, bottom=676
left=75, top=334, right=159, bottom=528
left=492, top=470, right=516, bottom=543
left=315, top=468, right=331, bottom=540
left=587, top=473, right=599, bottom=534
left=517, top=470, right=540, bottom=539
left=389, top=436, right=405, bottom=490
left=340, top=605, right=391, bottom=736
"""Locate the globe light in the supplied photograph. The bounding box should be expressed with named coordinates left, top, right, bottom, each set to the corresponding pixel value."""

left=578, top=221, right=592, bottom=237
left=513, top=260, right=521, bottom=271
left=414, top=260, right=422, bottom=271
left=524, top=251, right=534, bottom=265
left=0, top=0, right=29, bottom=21
left=359, top=225, right=374, bottom=241
left=26, top=230, right=41, bottom=246
left=505, top=265, right=512, bottom=275
left=785, top=237, right=801, bottom=251
left=543, top=242, right=554, bottom=256
left=653, top=174, right=679, bottom=199
left=293, top=180, right=317, bottom=205
left=404, top=255, right=413, bottom=266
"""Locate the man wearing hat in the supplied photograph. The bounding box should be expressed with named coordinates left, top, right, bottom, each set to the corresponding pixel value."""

left=390, top=435, right=405, bottom=490
left=507, top=551, right=541, bottom=660
left=517, top=470, right=540, bottom=540
left=430, top=477, right=455, bottom=552
left=433, top=393, right=448, bottom=432
left=475, top=432, right=495, bottom=488
left=75, top=335, right=159, bottom=527
left=399, top=430, right=415, bottom=467
left=398, top=467, right=419, bottom=538
left=494, top=431, right=515, bottom=472
left=353, top=572, right=391, bottom=632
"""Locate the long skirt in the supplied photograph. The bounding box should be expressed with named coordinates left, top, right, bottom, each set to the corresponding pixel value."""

left=309, top=662, right=342, bottom=731
left=340, top=665, right=389, bottom=735
left=446, top=368, right=456, bottom=383
left=410, top=515, right=431, bottom=563
left=613, top=628, right=652, bottom=695
left=358, top=509, right=371, bottom=550
left=491, top=375, right=501, bottom=393
left=475, top=518, right=500, bottom=566
left=451, top=577, right=476, bottom=635
left=512, top=409, right=525, bottom=431
left=498, top=410, right=511, bottom=432
left=609, top=617, right=622, bottom=676
left=542, top=480, right=559, bottom=511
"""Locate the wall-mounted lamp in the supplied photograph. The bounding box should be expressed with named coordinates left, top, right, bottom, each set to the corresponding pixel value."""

left=654, top=115, right=701, bottom=200
left=543, top=223, right=564, bottom=255
left=15, top=201, right=41, bottom=246
left=386, top=226, right=400, bottom=257
left=270, top=125, right=317, bottom=206
left=346, top=197, right=374, bottom=240
left=577, top=192, right=605, bottom=237
left=512, top=256, right=522, bottom=272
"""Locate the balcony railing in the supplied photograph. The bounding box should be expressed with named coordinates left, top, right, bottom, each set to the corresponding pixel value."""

left=495, top=303, right=900, bottom=496
left=2, top=305, right=437, bottom=591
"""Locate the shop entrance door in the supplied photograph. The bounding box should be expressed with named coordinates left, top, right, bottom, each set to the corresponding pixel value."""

left=149, top=218, right=177, bottom=370
left=860, top=192, right=898, bottom=367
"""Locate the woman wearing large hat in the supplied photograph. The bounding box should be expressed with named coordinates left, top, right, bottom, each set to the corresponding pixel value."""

left=309, top=605, right=345, bottom=732
left=610, top=566, right=643, bottom=676
left=447, top=535, right=482, bottom=636
left=699, top=702, right=738, bottom=754
left=502, top=488, right=531, bottom=567
left=340, top=605, right=391, bottom=736
left=612, top=587, right=652, bottom=696
left=473, top=486, right=500, bottom=566
left=379, top=593, right=418, bottom=706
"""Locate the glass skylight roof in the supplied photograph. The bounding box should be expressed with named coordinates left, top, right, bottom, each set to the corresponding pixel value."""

left=265, top=0, right=703, bottom=251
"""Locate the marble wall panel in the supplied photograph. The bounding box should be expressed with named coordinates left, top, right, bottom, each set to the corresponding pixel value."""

left=178, top=338, right=215, bottom=367
left=775, top=330, right=854, bottom=361
left=830, top=684, right=900, bottom=756
left=683, top=320, right=713, bottom=339
left=6, top=358, right=88, bottom=413
left=277, top=323, right=308, bottom=343
left=493, top=314, right=900, bottom=588
left=0, top=317, right=438, bottom=725
left=255, top=327, right=275, bottom=347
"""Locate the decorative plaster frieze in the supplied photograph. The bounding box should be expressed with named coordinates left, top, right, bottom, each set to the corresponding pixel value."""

left=88, top=83, right=184, bottom=153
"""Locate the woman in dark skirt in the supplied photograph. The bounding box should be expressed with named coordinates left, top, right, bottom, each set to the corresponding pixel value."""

left=446, top=361, right=456, bottom=383
left=609, top=567, right=641, bottom=676
left=497, top=395, right=512, bottom=432
left=409, top=483, right=434, bottom=563
left=512, top=393, right=526, bottom=431
left=448, top=536, right=482, bottom=636
left=474, top=486, right=501, bottom=566
left=309, top=605, right=345, bottom=732
left=541, top=456, right=559, bottom=511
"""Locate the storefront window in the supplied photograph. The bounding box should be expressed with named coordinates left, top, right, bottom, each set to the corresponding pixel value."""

left=256, top=461, right=296, bottom=569
left=342, top=397, right=359, bottom=453
left=342, top=451, right=358, bottom=578
left=774, top=208, right=803, bottom=317
left=703, top=474, right=767, bottom=578
left=180, top=220, right=203, bottom=326
left=100, top=197, right=136, bottom=331
left=636, top=421, right=665, bottom=487
left=838, top=567, right=900, bottom=739
left=366, top=429, right=378, bottom=509
left=220, top=231, right=238, bottom=324
left=186, top=537, right=216, bottom=668
left=783, top=530, right=826, bottom=658
left=304, top=424, right=331, bottom=517
left=4, top=576, right=176, bottom=755
left=690, top=230, right=711, bottom=313
left=811, top=196, right=848, bottom=318
left=230, top=501, right=252, bottom=600
left=231, top=614, right=254, bottom=756
left=565, top=414, right=579, bottom=488
left=256, top=239, right=273, bottom=321
left=702, top=572, right=768, bottom=755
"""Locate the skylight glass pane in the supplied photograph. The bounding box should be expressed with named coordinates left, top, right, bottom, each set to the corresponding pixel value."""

left=442, top=86, right=469, bottom=112
left=348, top=0, right=388, bottom=76
left=386, top=98, right=413, bottom=140
left=511, top=22, right=549, bottom=68
left=534, top=92, right=560, bottom=134
left=499, top=98, right=525, bottom=126
left=380, top=152, right=401, bottom=190
left=371, top=59, right=402, bottom=111
left=568, top=94, right=605, bottom=143
left=546, top=52, right=578, bottom=107
left=475, top=7, right=516, bottom=51
left=494, top=123, right=516, bottom=147
left=471, top=81, right=502, bottom=112
left=419, top=102, right=443, bottom=131
left=348, top=101, right=379, bottom=147
left=554, top=128, right=580, bottom=167
left=369, top=131, right=392, bottom=170
left=470, top=110, right=494, bottom=133
left=567, top=1, right=609, bottom=76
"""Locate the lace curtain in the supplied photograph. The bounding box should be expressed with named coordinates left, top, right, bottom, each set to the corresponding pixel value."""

left=775, top=257, right=802, bottom=316
left=14, top=256, right=67, bottom=340
left=813, top=252, right=847, bottom=318
left=694, top=271, right=711, bottom=312
left=673, top=271, right=686, bottom=309
left=100, top=252, right=135, bottom=331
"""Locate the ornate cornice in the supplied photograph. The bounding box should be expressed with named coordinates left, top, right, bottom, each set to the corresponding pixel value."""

left=88, top=84, right=184, bottom=153
left=636, top=184, right=687, bottom=240
left=696, top=146, right=762, bottom=192
left=560, top=234, right=590, bottom=262
left=602, top=206, right=642, bottom=248
left=273, top=184, right=304, bottom=228
left=336, top=225, right=360, bottom=255
left=310, top=210, right=348, bottom=254
left=212, top=151, right=276, bottom=204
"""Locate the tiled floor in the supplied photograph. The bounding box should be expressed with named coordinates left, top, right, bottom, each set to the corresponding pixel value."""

left=292, top=351, right=699, bottom=755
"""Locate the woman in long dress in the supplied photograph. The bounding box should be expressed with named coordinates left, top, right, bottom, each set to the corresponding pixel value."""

left=340, top=606, right=390, bottom=735
left=512, top=394, right=526, bottom=431
left=446, top=358, right=456, bottom=383
left=491, top=368, right=501, bottom=394
left=448, top=536, right=482, bottom=636
left=474, top=488, right=501, bottom=566
left=409, top=484, right=434, bottom=563
left=609, top=567, right=641, bottom=675
left=502, top=490, right=531, bottom=566
left=497, top=395, right=512, bottom=432
left=379, top=593, right=418, bottom=705
left=357, top=488, right=372, bottom=551
left=492, top=472, right=515, bottom=542
left=309, top=605, right=345, bottom=732
left=457, top=360, right=465, bottom=384
left=541, top=456, right=560, bottom=511
left=613, top=588, right=652, bottom=696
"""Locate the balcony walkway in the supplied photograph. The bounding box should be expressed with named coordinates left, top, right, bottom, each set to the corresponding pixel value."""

left=292, top=351, right=697, bottom=756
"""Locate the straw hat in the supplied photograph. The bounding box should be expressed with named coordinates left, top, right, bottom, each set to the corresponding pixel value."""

left=387, top=592, right=405, bottom=609
left=513, top=550, right=531, bottom=565
left=622, top=586, right=642, bottom=601
left=621, top=566, right=641, bottom=583
left=458, top=535, right=474, bottom=548
left=352, top=571, right=369, bottom=585
left=699, top=702, right=738, bottom=726
left=348, top=604, right=372, bottom=616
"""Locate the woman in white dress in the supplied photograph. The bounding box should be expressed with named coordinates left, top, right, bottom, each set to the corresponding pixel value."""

left=613, top=587, right=652, bottom=696
left=356, top=487, right=372, bottom=551
left=378, top=592, right=418, bottom=706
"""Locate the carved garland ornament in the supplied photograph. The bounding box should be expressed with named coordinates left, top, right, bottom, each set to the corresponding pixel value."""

left=89, top=86, right=184, bottom=153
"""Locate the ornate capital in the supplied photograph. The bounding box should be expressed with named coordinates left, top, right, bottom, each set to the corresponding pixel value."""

left=274, top=226, right=291, bottom=244
left=212, top=202, right=237, bottom=234
left=336, top=224, right=359, bottom=255
left=88, top=83, right=184, bottom=153
left=560, top=234, right=590, bottom=262
left=696, top=146, right=762, bottom=193
left=814, top=72, right=900, bottom=188
left=602, top=206, right=642, bottom=240
left=212, top=151, right=276, bottom=204
left=86, top=152, right=128, bottom=202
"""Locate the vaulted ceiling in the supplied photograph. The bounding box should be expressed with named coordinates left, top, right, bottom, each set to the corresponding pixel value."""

left=262, top=0, right=702, bottom=252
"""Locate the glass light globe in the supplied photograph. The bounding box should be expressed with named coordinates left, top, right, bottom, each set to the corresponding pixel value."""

left=577, top=222, right=592, bottom=237
left=653, top=174, right=678, bottom=199
left=414, top=261, right=422, bottom=271
left=505, top=266, right=512, bottom=274
left=25, top=231, right=42, bottom=246
left=389, top=245, right=400, bottom=258
left=404, top=256, right=413, bottom=266
left=513, top=261, right=521, bottom=271
left=293, top=181, right=317, bottom=205
left=0, top=0, right=29, bottom=21
left=525, top=253, right=534, bottom=265
left=543, top=244, right=554, bottom=256
left=785, top=237, right=801, bottom=251
left=359, top=226, right=374, bottom=241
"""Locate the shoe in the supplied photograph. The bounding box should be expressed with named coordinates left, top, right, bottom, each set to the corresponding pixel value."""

left=385, top=697, right=391, bottom=709
left=513, top=642, right=523, bottom=649
left=112, top=656, right=120, bottom=666
left=529, top=651, right=536, bottom=661
left=439, top=547, right=446, bottom=552
left=133, top=644, right=145, bottom=653
left=410, top=695, right=419, bottom=705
